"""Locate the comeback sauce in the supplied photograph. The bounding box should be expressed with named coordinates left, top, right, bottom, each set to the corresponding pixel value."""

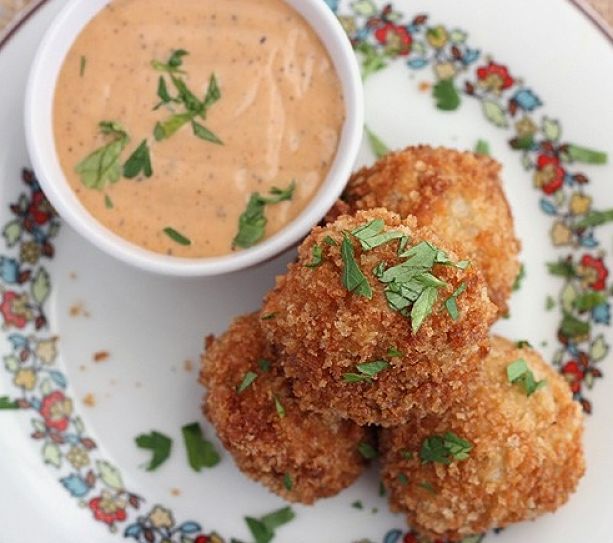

left=53, top=0, right=344, bottom=257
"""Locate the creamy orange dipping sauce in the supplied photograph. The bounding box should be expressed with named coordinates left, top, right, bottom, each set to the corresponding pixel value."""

left=53, top=0, right=344, bottom=257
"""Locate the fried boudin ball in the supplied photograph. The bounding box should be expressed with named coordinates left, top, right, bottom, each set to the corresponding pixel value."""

left=379, top=336, right=585, bottom=541
left=327, top=146, right=520, bottom=315
left=261, top=209, right=497, bottom=426
left=200, top=312, right=371, bottom=504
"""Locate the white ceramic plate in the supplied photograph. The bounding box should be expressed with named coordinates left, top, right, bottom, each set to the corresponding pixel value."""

left=1, top=1, right=612, bottom=542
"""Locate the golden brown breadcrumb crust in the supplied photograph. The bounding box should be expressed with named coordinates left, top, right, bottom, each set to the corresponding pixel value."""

left=261, top=209, right=497, bottom=426
left=200, top=313, right=371, bottom=504
left=326, top=146, right=521, bottom=316
left=379, top=336, right=585, bottom=541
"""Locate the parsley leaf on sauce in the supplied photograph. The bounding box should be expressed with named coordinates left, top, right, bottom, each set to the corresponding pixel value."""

left=181, top=422, right=220, bottom=471
left=123, top=139, right=153, bottom=179
left=135, top=430, right=172, bottom=471
left=163, top=227, right=191, bottom=246
left=75, top=121, right=129, bottom=190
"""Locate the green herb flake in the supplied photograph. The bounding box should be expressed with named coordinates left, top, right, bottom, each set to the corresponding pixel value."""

left=474, top=139, right=490, bottom=156
left=351, top=500, right=363, bottom=510
left=152, top=49, right=189, bottom=73
left=75, top=121, right=129, bottom=190
left=343, top=359, right=389, bottom=384
left=273, top=395, right=286, bottom=418
left=135, top=430, right=172, bottom=471
left=261, top=312, right=277, bottom=321
left=506, top=358, right=546, bottom=396
left=203, top=73, right=221, bottom=108
left=163, top=227, right=191, bottom=246
left=411, top=286, right=438, bottom=333
left=397, top=473, right=409, bottom=486
left=181, top=422, right=220, bottom=471
left=357, top=442, right=378, bottom=460
left=0, top=396, right=19, bottom=410
left=245, top=507, right=296, bottom=543
left=192, top=121, right=223, bottom=145
left=445, top=282, right=467, bottom=321
left=420, top=432, right=472, bottom=464
left=545, top=296, right=556, bottom=311
left=237, top=371, right=258, bottom=394
left=400, top=449, right=413, bottom=460
left=366, top=127, right=390, bottom=159
left=104, top=194, right=114, bottom=209
left=323, top=235, right=338, bottom=246
left=418, top=481, right=437, bottom=494
left=305, top=244, right=324, bottom=268
left=351, top=219, right=404, bottom=251
left=397, top=235, right=410, bottom=255
left=79, top=56, right=87, bottom=77
left=258, top=359, right=271, bottom=372
left=513, top=263, right=526, bottom=291
left=341, top=233, right=373, bottom=299
left=379, top=481, right=386, bottom=497
left=516, top=340, right=532, bottom=349
left=283, top=472, right=293, bottom=491
left=387, top=347, right=403, bottom=357
left=123, top=139, right=153, bottom=179
left=233, top=182, right=295, bottom=249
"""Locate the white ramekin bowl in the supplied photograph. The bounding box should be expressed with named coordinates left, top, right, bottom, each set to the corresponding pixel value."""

left=25, top=0, right=363, bottom=277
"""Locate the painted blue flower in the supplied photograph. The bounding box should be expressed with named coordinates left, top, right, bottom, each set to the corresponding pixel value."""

left=60, top=474, right=90, bottom=498
left=0, top=257, right=20, bottom=284
left=539, top=198, right=558, bottom=216
left=462, top=48, right=480, bottom=65
left=592, top=303, right=610, bottom=325
left=322, top=0, right=338, bottom=12
left=383, top=529, right=403, bottom=543
left=580, top=232, right=598, bottom=248
left=124, top=523, right=143, bottom=539
left=513, top=88, right=542, bottom=111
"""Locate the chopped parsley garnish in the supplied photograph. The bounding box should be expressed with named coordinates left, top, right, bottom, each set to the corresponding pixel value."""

left=104, top=194, right=114, bottom=209
left=152, top=50, right=222, bottom=144
left=351, top=219, right=404, bottom=251
left=283, top=472, right=293, bottom=491
left=233, top=182, right=295, bottom=249
left=445, top=282, right=467, bottom=321
left=273, top=395, right=286, bottom=418
left=75, top=121, right=130, bottom=190
left=245, top=506, right=295, bottom=543
left=420, top=432, right=472, bottom=464
left=397, top=473, right=409, bottom=486
left=351, top=500, right=364, bottom=510
left=516, top=340, right=532, bottom=349
left=387, top=347, right=403, bottom=357
left=506, top=359, right=546, bottom=396
left=379, top=481, right=386, bottom=497
left=400, top=449, right=413, bottom=460
left=135, top=430, right=172, bottom=471
left=258, top=359, right=271, bottom=372
left=323, top=235, right=338, bottom=246
left=513, top=263, right=526, bottom=291
left=261, top=312, right=277, bottom=321
left=79, top=56, right=87, bottom=77
left=357, top=442, right=378, bottom=460
left=474, top=139, right=490, bottom=156
left=237, top=371, right=258, bottom=393
left=0, top=396, right=19, bottom=409
left=341, top=233, right=373, bottom=299
left=343, top=359, right=389, bottom=383
left=545, top=296, right=556, bottom=311
left=163, top=227, right=191, bottom=246
left=305, top=244, right=324, bottom=268
left=123, top=139, right=153, bottom=179
left=365, top=127, right=390, bottom=159
left=418, top=481, right=437, bottom=494
left=181, top=422, right=220, bottom=471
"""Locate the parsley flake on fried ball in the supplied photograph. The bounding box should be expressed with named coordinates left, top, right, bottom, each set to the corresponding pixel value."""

left=379, top=336, right=585, bottom=541
left=200, top=312, right=372, bottom=505
left=261, top=209, right=497, bottom=427
left=327, top=146, right=521, bottom=316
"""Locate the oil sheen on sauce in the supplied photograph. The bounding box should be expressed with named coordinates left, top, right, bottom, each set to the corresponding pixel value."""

left=53, top=0, right=345, bottom=257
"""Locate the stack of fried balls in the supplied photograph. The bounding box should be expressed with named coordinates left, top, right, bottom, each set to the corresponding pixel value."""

left=200, top=146, right=585, bottom=541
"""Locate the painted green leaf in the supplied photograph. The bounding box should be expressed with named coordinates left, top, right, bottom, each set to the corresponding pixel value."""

left=2, top=220, right=22, bottom=247
left=590, top=335, right=608, bottom=362
left=560, top=312, right=590, bottom=339
left=43, top=442, right=62, bottom=468
left=0, top=397, right=19, bottom=409
left=449, top=29, right=467, bottom=43
left=433, top=79, right=460, bottom=111
left=352, top=0, right=377, bottom=16
left=560, top=283, right=577, bottom=313
left=566, top=144, right=607, bottom=165
left=574, top=209, right=613, bottom=229
left=31, top=419, right=46, bottom=433
left=482, top=99, right=508, bottom=127
left=574, top=291, right=607, bottom=311
left=3, top=355, right=19, bottom=372
left=96, top=460, right=124, bottom=490
left=39, top=378, right=52, bottom=396
left=74, top=416, right=85, bottom=434
left=412, top=41, right=427, bottom=56
left=31, top=268, right=51, bottom=305
left=542, top=117, right=561, bottom=142
left=521, top=152, right=533, bottom=171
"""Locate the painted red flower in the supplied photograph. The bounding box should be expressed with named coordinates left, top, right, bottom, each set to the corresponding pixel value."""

left=476, top=61, right=515, bottom=92
left=40, top=390, right=73, bottom=432
left=28, top=191, right=53, bottom=225
left=534, top=155, right=565, bottom=194
left=89, top=494, right=127, bottom=526
left=374, top=23, right=412, bottom=55
left=194, top=537, right=209, bottom=543
left=0, top=291, right=30, bottom=329
left=561, top=361, right=584, bottom=394
left=403, top=534, right=418, bottom=543
left=580, top=255, right=608, bottom=291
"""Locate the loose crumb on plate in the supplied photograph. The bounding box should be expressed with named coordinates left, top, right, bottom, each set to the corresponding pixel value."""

left=183, top=359, right=194, bottom=372
left=69, top=302, right=90, bottom=318
left=418, top=81, right=431, bottom=92
left=170, top=488, right=181, bottom=496
left=93, top=351, right=110, bottom=362
left=82, top=393, right=96, bottom=407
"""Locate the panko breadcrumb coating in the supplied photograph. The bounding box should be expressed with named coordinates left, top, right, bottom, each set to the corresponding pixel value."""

left=200, top=312, right=371, bottom=504
left=327, top=146, right=520, bottom=316
left=261, top=209, right=497, bottom=426
left=379, top=336, right=585, bottom=541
